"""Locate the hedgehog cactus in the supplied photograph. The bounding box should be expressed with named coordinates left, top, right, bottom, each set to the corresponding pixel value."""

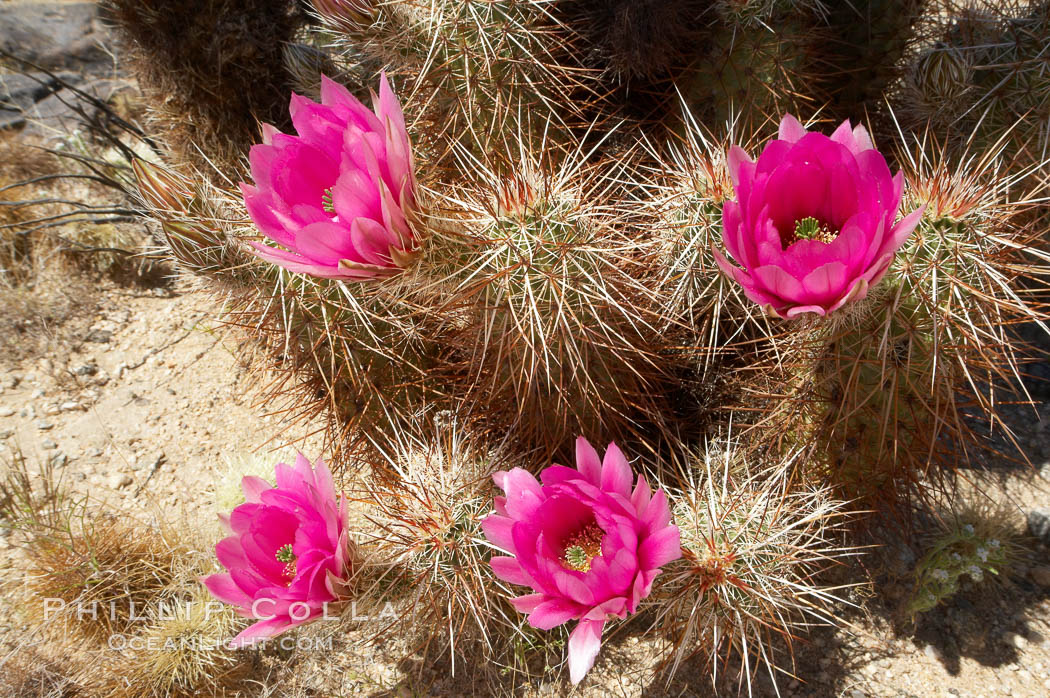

left=90, top=0, right=1050, bottom=691
left=770, top=136, right=1047, bottom=509
left=657, top=444, right=856, bottom=692
left=321, top=0, right=594, bottom=163
left=428, top=150, right=673, bottom=452
left=900, top=0, right=1050, bottom=170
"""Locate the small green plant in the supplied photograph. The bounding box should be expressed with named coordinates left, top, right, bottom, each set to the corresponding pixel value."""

left=908, top=515, right=1014, bottom=616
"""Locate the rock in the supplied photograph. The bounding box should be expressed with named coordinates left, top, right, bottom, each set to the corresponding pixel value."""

left=1028, top=508, right=1050, bottom=545
left=22, top=79, right=133, bottom=140
left=35, top=420, right=53, bottom=431
left=109, top=474, right=132, bottom=490
left=41, top=439, right=57, bottom=450
left=60, top=402, right=81, bottom=412
left=84, top=447, right=102, bottom=457
left=136, top=452, right=165, bottom=472
left=1029, top=565, right=1050, bottom=588
left=72, top=363, right=98, bottom=377
left=0, top=429, right=12, bottom=440
left=924, top=644, right=943, bottom=661
left=0, top=407, right=13, bottom=417
left=73, top=472, right=85, bottom=482
left=1003, top=632, right=1027, bottom=650
left=0, top=3, right=108, bottom=71
left=84, top=329, right=113, bottom=343
left=19, top=407, right=35, bottom=419
left=49, top=453, right=67, bottom=468
left=30, top=388, right=45, bottom=399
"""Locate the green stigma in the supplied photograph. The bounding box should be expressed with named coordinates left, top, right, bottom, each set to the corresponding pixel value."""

left=276, top=544, right=297, bottom=580
left=275, top=544, right=296, bottom=563
left=322, top=188, right=336, bottom=214
left=793, top=217, right=823, bottom=240
left=564, top=546, right=590, bottom=572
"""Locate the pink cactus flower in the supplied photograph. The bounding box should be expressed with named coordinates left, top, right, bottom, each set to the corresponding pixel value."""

left=241, top=73, right=419, bottom=280
left=714, top=114, right=925, bottom=318
left=203, top=455, right=353, bottom=648
left=483, top=437, right=681, bottom=684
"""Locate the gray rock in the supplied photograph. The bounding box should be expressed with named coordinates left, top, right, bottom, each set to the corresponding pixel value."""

left=1028, top=508, right=1050, bottom=545
left=48, top=453, right=67, bottom=468
left=22, top=79, right=133, bottom=139
left=60, top=401, right=81, bottom=412
left=0, top=408, right=12, bottom=417
left=0, top=71, right=71, bottom=129
left=72, top=363, right=97, bottom=377
left=84, top=329, right=112, bottom=343
left=0, top=3, right=108, bottom=71
left=0, top=429, right=13, bottom=440
left=41, top=439, right=57, bottom=450
left=35, top=420, right=53, bottom=431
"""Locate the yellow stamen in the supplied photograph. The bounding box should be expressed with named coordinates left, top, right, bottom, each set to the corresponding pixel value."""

left=562, top=523, right=604, bottom=572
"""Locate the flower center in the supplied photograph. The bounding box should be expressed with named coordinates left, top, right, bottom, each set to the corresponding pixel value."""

left=322, top=187, right=336, bottom=215
left=561, top=522, right=604, bottom=573
left=275, top=543, right=297, bottom=581
left=787, top=216, right=837, bottom=245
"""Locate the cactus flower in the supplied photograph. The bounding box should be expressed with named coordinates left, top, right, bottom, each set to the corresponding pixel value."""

left=714, top=114, right=924, bottom=318
left=203, top=455, right=353, bottom=648
left=483, top=437, right=681, bottom=683
left=241, top=73, right=419, bottom=280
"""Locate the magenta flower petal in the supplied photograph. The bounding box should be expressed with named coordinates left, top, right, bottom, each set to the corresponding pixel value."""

left=568, top=618, right=606, bottom=684
left=530, top=597, right=586, bottom=630
left=599, top=443, right=633, bottom=496
left=203, top=455, right=353, bottom=647
left=716, top=114, right=923, bottom=317
left=242, top=74, right=419, bottom=281
left=203, top=573, right=252, bottom=607
left=778, top=113, right=808, bottom=143
left=228, top=615, right=301, bottom=649
left=483, top=437, right=680, bottom=684
left=574, top=436, right=603, bottom=486
left=510, top=593, right=545, bottom=614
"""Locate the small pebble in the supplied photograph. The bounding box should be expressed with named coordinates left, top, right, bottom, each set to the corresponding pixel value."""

left=0, top=429, right=13, bottom=440
left=73, top=364, right=98, bottom=377
left=1030, top=565, right=1050, bottom=588
left=109, top=474, right=133, bottom=490
left=924, top=644, right=943, bottom=661
left=60, top=401, right=81, bottom=412
left=1003, top=632, right=1027, bottom=650
left=41, top=439, right=57, bottom=450
left=35, top=420, right=53, bottom=431
left=0, top=407, right=13, bottom=417
left=30, top=388, right=44, bottom=399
